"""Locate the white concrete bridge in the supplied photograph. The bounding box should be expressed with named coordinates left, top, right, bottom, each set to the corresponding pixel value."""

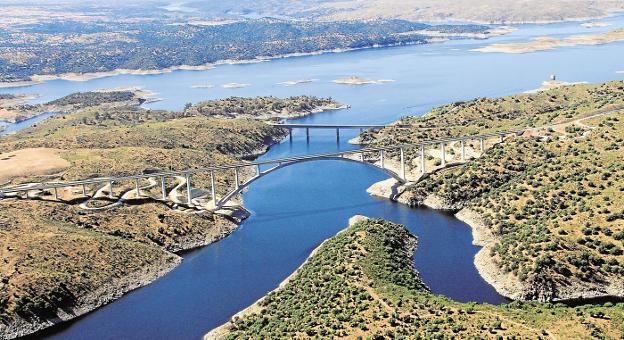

left=0, top=128, right=523, bottom=211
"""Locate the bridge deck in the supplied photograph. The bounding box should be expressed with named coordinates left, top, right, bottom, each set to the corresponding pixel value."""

left=268, top=123, right=410, bottom=129
left=0, top=128, right=523, bottom=195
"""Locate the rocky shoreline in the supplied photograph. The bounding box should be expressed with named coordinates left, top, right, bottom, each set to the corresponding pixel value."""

left=365, top=178, right=624, bottom=302
left=0, top=254, right=181, bottom=340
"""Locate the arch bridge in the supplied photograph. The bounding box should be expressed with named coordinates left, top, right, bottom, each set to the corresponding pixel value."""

left=0, top=128, right=524, bottom=211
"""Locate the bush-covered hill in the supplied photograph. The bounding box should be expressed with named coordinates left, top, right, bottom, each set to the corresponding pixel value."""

left=362, top=82, right=624, bottom=301
left=210, top=218, right=624, bottom=339
left=0, top=19, right=490, bottom=83
left=0, top=95, right=335, bottom=338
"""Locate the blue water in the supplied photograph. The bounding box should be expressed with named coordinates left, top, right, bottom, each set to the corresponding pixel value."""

left=0, top=112, right=59, bottom=136
left=10, top=15, right=624, bottom=339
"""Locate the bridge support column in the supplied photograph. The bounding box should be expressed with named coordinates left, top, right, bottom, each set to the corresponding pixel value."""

left=440, top=143, right=446, bottom=167
left=380, top=150, right=385, bottom=169
left=420, top=144, right=426, bottom=174
left=336, top=128, right=340, bottom=143
left=82, top=184, right=87, bottom=197
left=480, top=138, right=485, bottom=153
left=210, top=171, right=217, bottom=208
left=289, top=128, right=292, bottom=143
left=461, top=140, right=466, bottom=162
left=135, top=178, right=141, bottom=198
left=161, top=177, right=167, bottom=200
left=234, top=167, right=240, bottom=190
left=306, top=128, right=310, bottom=142
left=360, top=152, right=364, bottom=162
left=54, top=187, right=59, bottom=200
left=499, top=134, right=504, bottom=143
left=186, top=173, right=192, bottom=206
left=400, top=148, right=406, bottom=181
left=255, top=164, right=261, bottom=177
left=109, top=181, right=114, bottom=199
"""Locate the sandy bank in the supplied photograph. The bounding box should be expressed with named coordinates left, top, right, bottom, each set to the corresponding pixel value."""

left=524, top=80, right=588, bottom=93
left=581, top=21, right=610, bottom=28
left=474, top=28, right=624, bottom=53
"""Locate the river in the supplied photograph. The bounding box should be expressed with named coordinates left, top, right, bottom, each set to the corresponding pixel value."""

left=9, top=15, right=624, bottom=340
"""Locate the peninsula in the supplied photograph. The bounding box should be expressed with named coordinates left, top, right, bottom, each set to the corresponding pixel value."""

left=208, top=218, right=624, bottom=338
left=475, top=28, right=624, bottom=53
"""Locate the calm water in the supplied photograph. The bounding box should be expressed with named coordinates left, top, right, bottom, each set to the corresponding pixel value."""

left=0, top=112, right=59, bottom=136
left=11, top=15, right=624, bottom=339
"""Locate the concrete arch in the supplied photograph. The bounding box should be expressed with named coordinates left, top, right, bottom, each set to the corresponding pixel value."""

left=216, top=156, right=404, bottom=208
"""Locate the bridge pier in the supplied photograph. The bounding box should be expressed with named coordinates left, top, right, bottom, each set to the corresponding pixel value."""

left=255, top=164, right=261, bottom=177
left=135, top=179, right=141, bottom=198
left=161, top=176, right=167, bottom=200
left=306, top=128, right=310, bottom=142
left=109, top=181, right=114, bottom=199
left=289, top=128, right=292, bottom=143
left=360, top=151, right=364, bottom=162
left=234, top=168, right=240, bottom=190
left=336, top=128, right=340, bottom=143
left=186, top=173, right=192, bottom=205
left=460, top=140, right=466, bottom=162
left=499, top=134, right=504, bottom=143
left=420, top=144, right=426, bottom=174
left=480, top=138, right=485, bottom=153
left=54, top=187, right=59, bottom=200
left=440, top=143, right=446, bottom=167
left=82, top=184, right=87, bottom=197
left=380, top=150, right=385, bottom=169
left=210, top=171, right=217, bottom=208
left=400, top=148, right=406, bottom=181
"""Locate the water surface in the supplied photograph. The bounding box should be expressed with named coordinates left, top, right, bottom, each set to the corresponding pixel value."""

left=10, top=15, right=624, bottom=339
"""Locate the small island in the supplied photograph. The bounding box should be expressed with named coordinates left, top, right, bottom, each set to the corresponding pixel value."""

left=222, top=83, right=251, bottom=89
left=333, top=76, right=395, bottom=85
left=277, top=79, right=317, bottom=86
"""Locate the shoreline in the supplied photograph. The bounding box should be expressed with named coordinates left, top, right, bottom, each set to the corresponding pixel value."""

left=0, top=33, right=509, bottom=89
left=1, top=254, right=181, bottom=339
left=366, top=178, right=624, bottom=303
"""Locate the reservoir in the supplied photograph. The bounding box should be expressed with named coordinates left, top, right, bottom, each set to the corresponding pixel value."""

left=11, top=15, right=624, bottom=339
